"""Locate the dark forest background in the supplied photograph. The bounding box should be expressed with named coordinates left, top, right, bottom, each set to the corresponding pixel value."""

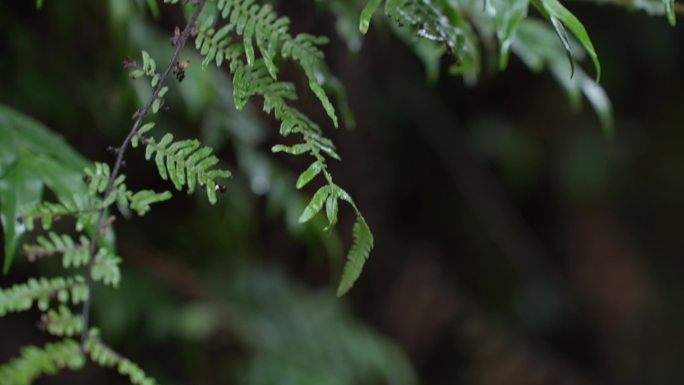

left=1, top=0, right=684, bottom=384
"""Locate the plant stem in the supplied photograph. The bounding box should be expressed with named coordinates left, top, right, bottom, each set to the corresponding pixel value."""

left=80, top=0, right=208, bottom=347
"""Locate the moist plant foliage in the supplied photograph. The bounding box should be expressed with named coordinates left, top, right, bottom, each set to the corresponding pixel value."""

left=0, top=0, right=677, bottom=383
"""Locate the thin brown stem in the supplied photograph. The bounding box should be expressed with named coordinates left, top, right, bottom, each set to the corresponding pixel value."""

left=80, top=0, right=208, bottom=347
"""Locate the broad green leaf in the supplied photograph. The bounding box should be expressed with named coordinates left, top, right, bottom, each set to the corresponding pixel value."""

left=0, top=105, right=87, bottom=170
left=538, top=0, right=601, bottom=81
left=299, top=185, right=331, bottom=223
left=32, top=157, right=87, bottom=200
left=360, top=0, right=383, bottom=34
left=493, top=0, right=529, bottom=69
left=0, top=152, right=43, bottom=273
left=0, top=105, right=89, bottom=272
left=549, top=16, right=576, bottom=78
left=664, top=0, right=676, bottom=26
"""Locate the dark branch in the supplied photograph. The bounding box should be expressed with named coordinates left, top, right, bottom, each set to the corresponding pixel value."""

left=80, top=0, right=208, bottom=347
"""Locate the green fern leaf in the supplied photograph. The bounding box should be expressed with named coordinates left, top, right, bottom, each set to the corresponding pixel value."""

left=141, top=133, right=231, bottom=204
left=20, top=194, right=103, bottom=232
left=0, top=339, right=85, bottom=384
left=128, top=190, right=172, bottom=216
left=0, top=276, right=87, bottom=316
left=337, top=216, right=374, bottom=296
left=492, top=0, right=529, bottom=69
left=22, top=232, right=90, bottom=268
left=201, top=1, right=340, bottom=127
left=194, top=13, right=373, bottom=294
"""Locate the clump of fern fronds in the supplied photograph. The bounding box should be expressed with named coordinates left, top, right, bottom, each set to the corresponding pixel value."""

left=0, top=3, right=218, bottom=383
left=192, top=2, right=374, bottom=295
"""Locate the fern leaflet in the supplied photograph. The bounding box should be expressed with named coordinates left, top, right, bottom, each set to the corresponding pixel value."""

left=336, top=216, right=374, bottom=296
left=0, top=276, right=88, bottom=316
left=186, top=0, right=340, bottom=127
left=136, top=132, right=232, bottom=204
left=0, top=339, right=85, bottom=385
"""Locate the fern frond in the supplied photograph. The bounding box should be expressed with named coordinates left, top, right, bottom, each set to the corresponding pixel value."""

left=0, top=276, right=87, bottom=316
left=137, top=131, right=231, bottom=204
left=0, top=339, right=85, bottom=385
left=193, top=0, right=340, bottom=127
left=196, top=24, right=374, bottom=294
left=22, top=232, right=90, bottom=268
left=21, top=232, right=121, bottom=287
left=336, top=216, right=374, bottom=296
left=202, top=39, right=344, bottom=176
left=85, top=329, right=157, bottom=385
left=195, top=30, right=341, bottom=164
left=20, top=194, right=102, bottom=232
left=296, top=182, right=374, bottom=295
left=127, top=190, right=173, bottom=216
left=42, top=306, right=84, bottom=337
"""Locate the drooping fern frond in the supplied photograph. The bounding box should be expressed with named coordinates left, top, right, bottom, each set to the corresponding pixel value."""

left=186, top=0, right=340, bottom=127
left=194, top=17, right=374, bottom=294
left=336, top=216, right=374, bottom=296
left=0, top=276, right=88, bottom=316
left=131, top=125, right=232, bottom=204
left=295, top=183, right=374, bottom=295
left=0, top=339, right=85, bottom=385
left=84, top=329, right=157, bottom=385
